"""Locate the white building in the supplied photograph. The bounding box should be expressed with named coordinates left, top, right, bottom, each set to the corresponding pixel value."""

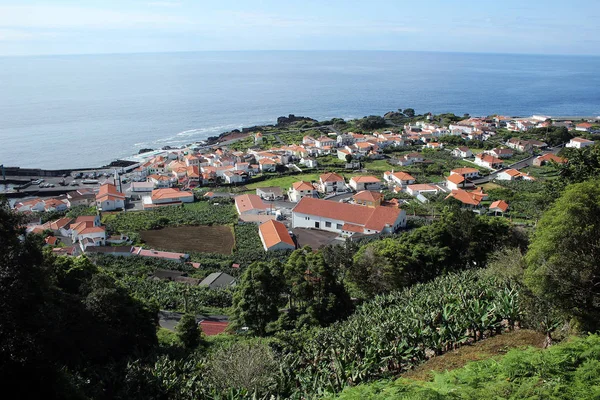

left=142, top=188, right=194, bottom=209
left=292, top=197, right=406, bottom=236
left=566, top=137, right=595, bottom=149
left=349, top=176, right=382, bottom=192
left=383, top=171, right=416, bottom=187
left=318, top=172, right=346, bottom=194
left=96, top=183, right=125, bottom=211
left=288, top=181, right=317, bottom=202
left=234, top=194, right=271, bottom=215
left=258, top=220, right=296, bottom=251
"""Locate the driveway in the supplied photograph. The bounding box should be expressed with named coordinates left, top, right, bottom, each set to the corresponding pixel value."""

left=291, top=227, right=341, bottom=249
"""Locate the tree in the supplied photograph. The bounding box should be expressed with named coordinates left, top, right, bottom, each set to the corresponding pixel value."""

left=0, top=199, right=158, bottom=398
left=176, top=314, right=202, bottom=349
left=345, top=153, right=353, bottom=163
left=402, top=108, right=415, bottom=118
left=524, top=179, right=600, bottom=331
left=283, top=247, right=353, bottom=326
left=357, top=115, right=387, bottom=130
left=232, top=261, right=284, bottom=336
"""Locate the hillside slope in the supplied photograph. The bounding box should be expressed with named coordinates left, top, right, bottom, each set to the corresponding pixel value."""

left=328, top=335, right=600, bottom=400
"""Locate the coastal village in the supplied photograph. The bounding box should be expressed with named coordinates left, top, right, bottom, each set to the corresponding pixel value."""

left=7, top=112, right=598, bottom=335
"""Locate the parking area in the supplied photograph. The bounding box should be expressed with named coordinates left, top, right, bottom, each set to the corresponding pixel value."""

left=291, top=227, right=342, bottom=249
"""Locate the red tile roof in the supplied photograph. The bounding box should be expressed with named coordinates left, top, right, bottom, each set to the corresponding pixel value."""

left=386, top=171, right=415, bottom=181
left=490, top=200, right=509, bottom=212
left=446, top=174, right=465, bottom=184
left=445, top=189, right=483, bottom=206
left=341, top=223, right=363, bottom=233
left=259, top=220, right=295, bottom=249
left=536, top=153, right=567, bottom=164
left=78, top=227, right=106, bottom=235
left=293, top=197, right=402, bottom=233
left=476, top=154, right=504, bottom=164
left=292, top=181, right=315, bottom=191
left=96, top=183, right=125, bottom=202
left=320, top=172, right=344, bottom=183
left=407, top=184, right=438, bottom=192
left=350, top=175, right=381, bottom=183
left=451, top=167, right=479, bottom=175
left=234, top=194, right=269, bottom=213
left=199, top=320, right=229, bottom=336
left=353, top=190, right=383, bottom=203
left=151, top=188, right=193, bottom=202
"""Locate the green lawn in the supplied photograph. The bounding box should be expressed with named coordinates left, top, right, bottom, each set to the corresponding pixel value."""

left=244, top=173, right=322, bottom=190
left=362, top=159, right=394, bottom=172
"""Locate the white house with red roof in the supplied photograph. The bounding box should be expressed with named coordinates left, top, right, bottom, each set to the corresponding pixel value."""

left=315, top=136, right=336, bottom=148
left=288, top=181, right=317, bottom=202
left=532, top=153, right=567, bottom=167
left=258, top=220, right=296, bottom=251
left=258, top=158, right=277, bottom=172
left=96, top=183, right=125, bottom=211
left=397, top=153, right=424, bottom=166
left=566, top=137, right=595, bottom=149
left=383, top=170, right=416, bottom=187
left=474, top=154, right=504, bottom=169
left=147, top=174, right=174, bottom=188
left=292, top=197, right=406, bottom=236
left=70, top=216, right=105, bottom=246
left=487, top=148, right=514, bottom=159
left=43, top=198, right=68, bottom=212
left=406, top=184, right=440, bottom=196
left=349, top=175, right=382, bottom=191
left=576, top=122, right=593, bottom=132
left=496, top=169, right=535, bottom=182
left=452, top=147, right=473, bottom=158
left=490, top=200, right=509, bottom=215
left=318, top=172, right=346, bottom=194
left=446, top=173, right=475, bottom=190
left=143, top=188, right=194, bottom=209
left=14, top=198, right=45, bottom=213
left=234, top=194, right=271, bottom=215
left=450, top=167, right=480, bottom=180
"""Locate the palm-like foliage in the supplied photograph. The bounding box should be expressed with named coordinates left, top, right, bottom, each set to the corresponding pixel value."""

left=280, top=270, right=520, bottom=398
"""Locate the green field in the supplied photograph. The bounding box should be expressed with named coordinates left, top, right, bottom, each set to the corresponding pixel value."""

left=244, top=173, right=322, bottom=190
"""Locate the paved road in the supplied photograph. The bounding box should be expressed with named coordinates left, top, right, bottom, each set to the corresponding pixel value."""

left=158, top=310, right=229, bottom=332
left=472, top=144, right=565, bottom=185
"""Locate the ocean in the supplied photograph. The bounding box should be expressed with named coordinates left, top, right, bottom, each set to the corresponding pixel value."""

left=1, top=51, right=599, bottom=169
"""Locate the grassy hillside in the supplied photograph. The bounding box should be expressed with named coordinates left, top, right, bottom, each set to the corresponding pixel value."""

left=329, top=335, right=600, bottom=400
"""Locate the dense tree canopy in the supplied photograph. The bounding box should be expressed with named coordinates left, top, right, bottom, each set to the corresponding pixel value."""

left=525, top=179, right=600, bottom=331
left=351, top=208, right=515, bottom=296
left=0, top=199, right=157, bottom=398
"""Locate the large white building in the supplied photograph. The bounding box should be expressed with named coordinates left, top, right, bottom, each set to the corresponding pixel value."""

left=292, top=197, right=406, bottom=236
left=566, top=137, right=595, bottom=149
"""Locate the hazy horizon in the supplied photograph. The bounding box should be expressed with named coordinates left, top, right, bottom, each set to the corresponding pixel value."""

left=0, top=1, right=598, bottom=57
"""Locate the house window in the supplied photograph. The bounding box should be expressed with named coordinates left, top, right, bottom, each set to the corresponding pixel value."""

left=336, top=223, right=343, bottom=230
left=305, top=217, right=310, bottom=220
left=325, top=221, right=331, bottom=228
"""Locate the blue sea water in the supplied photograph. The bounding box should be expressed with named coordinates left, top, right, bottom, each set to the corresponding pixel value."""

left=0, top=51, right=599, bottom=169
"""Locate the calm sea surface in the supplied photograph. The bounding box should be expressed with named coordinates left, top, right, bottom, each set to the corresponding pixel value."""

left=0, top=51, right=599, bottom=169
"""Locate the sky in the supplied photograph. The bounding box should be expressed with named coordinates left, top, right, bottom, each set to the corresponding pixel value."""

left=0, top=0, right=598, bottom=56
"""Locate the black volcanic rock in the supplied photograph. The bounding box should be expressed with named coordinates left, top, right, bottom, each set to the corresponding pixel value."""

left=276, top=114, right=317, bottom=126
